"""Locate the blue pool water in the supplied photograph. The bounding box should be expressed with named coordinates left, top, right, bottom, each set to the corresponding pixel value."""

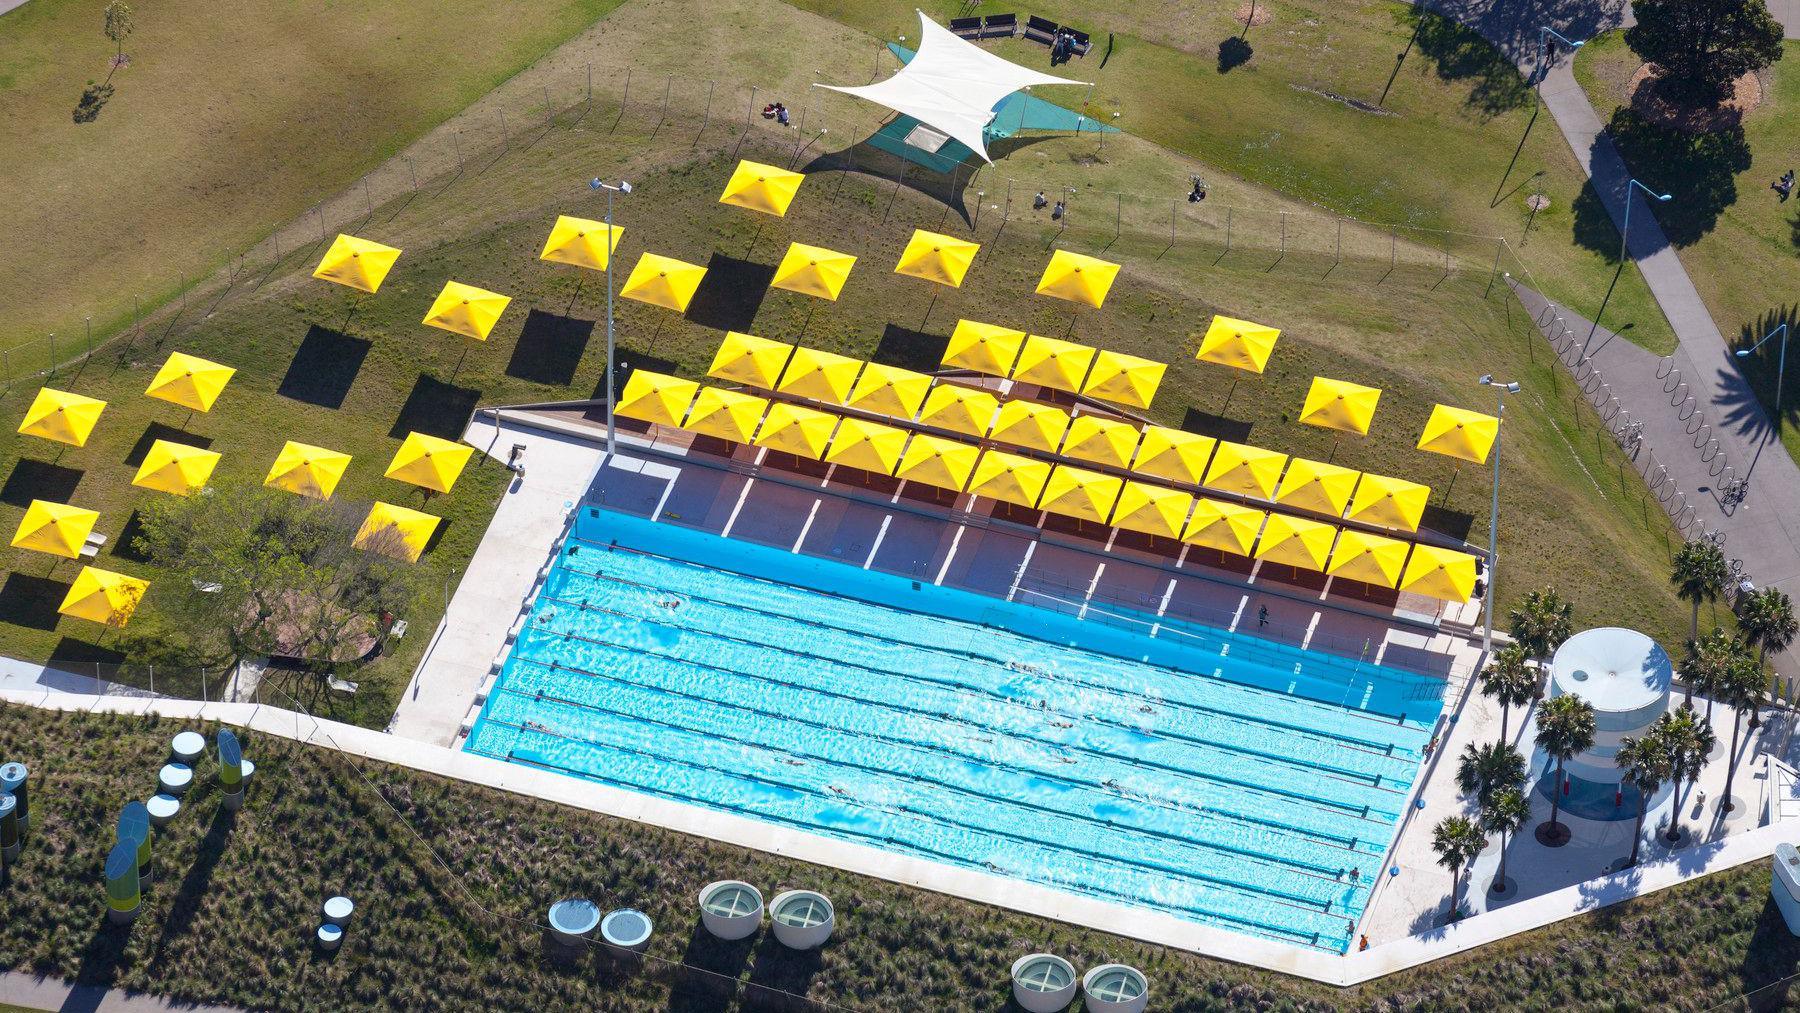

left=466, top=506, right=1445, bottom=953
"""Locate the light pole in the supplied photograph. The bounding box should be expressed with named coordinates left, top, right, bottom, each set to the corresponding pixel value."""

left=590, top=177, right=633, bottom=455
left=1736, top=322, right=1790, bottom=433
left=1619, top=178, right=1672, bottom=265
left=1537, top=26, right=1585, bottom=81
left=1477, top=374, right=1521, bottom=656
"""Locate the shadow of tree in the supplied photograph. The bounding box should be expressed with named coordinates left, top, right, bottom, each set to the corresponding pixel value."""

left=1600, top=109, right=1751, bottom=250
left=1217, top=37, right=1253, bottom=74
left=72, top=81, right=114, bottom=124
left=1397, top=7, right=1532, bottom=117
left=1729, top=305, right=1800, bottom=435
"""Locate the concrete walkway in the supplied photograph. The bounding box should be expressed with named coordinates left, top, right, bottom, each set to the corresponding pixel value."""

left=0, top=969, right=236, bottom=1012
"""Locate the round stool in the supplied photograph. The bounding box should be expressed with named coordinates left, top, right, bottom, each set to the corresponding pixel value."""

left=145, top=794, right=181, bottom=827
left=170, top=731, right=206, bottom=765
left=323, top=895, right=354, bottom=926
left=317, top=923, right=343, bottom=951
left=158, top=763, right=193, bottom=796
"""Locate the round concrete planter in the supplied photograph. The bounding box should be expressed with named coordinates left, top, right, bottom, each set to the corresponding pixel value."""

left=322, top=896, right=354, bottom=927
left=769, top=890, right=833, bottom=950
left=548, top=898, right=601, bottom=946
left=699, top=881, right=764, bottom=941
left=600, top=909, right=653, bottom=959
left=157, top=763, right=193, bottom=796
left=1010, top=954, right=1077, bottom=1013
left=1081, top=964, right=1148, bottom=1013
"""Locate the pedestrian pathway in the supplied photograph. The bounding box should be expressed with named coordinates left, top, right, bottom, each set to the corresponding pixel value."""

left=0, top=969, right=237, bottom=1012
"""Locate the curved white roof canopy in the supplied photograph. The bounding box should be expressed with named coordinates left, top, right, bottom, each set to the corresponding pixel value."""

left=818, top=10, right=1089, bottom=162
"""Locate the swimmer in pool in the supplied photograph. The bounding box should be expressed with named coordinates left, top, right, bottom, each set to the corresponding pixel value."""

left=655, top=596, right=682, bottom=609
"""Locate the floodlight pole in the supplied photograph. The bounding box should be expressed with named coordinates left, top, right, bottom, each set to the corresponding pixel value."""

left=593, top=178, right=632, bottom=456
left=1736, top=322, right=1789, bottom=433
left=1477, top=375, right=1520, bottom=656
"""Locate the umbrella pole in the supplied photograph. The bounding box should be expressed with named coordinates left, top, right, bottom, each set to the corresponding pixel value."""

left=800, top=301, right=817, bottom=339
left=1220, top=376, right=1239, bottom=414
left=747, top=218, right=766, bottom=258
left=919, top=288, right=940, bottom=331
left=450, top=342, right=471, bottom=382
left=1327, top=434, right=1340, bottom=465
left=1443, top=461, right=1460, bottom=504
left=567, top=273, right=587, bottom=316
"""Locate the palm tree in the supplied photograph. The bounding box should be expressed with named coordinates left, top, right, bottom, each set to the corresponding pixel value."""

left=1534, top=694, right=1597, bottom=843
left=1738, top=586, right=1798, bottom=704
left=1652, top=705, right=1716, bottom=844
left=1616, top=735, right=1670, bottom=867
left=1717, top=653, right=1766, bottom=815
left=1456, top=740, right=1526, bottom=808
left=1680, top=627, right=1743, bottom=717
left=1431, top=815, right=1484, bottom=921
left=1671, top=538, right=1729, bottom=644
left=1508, top=586, right=1574, bottom=667
left=1480, top=788, right=1531, bottom=893
left=1477, top=642, right=1539, bottom=743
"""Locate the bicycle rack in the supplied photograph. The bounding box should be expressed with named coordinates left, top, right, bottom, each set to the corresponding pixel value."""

left=1663, top=369, right=1683, bottom=395
left=1686, top=411, right=1705, bottom=437
left=1656, top=356, right=1675, bottom=380
left=1678, top=396, right=1698, bottom=421
left=1700, top=438, right=1721, bottom=462
left=1710, top=452, right=1728, bottom=478
left=1676, top=504, right=1697, bottom=530
left=1671, top=382, right=1689, bottom=407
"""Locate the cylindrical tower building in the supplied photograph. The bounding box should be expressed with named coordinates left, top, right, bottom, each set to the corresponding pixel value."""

left=1540, top=627, right=1672, bottom=821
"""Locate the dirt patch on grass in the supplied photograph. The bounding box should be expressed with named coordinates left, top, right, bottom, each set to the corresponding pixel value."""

left=1235, top=1, right=1274, bottom=28
left=1628, top=63, right=1762, bottom=133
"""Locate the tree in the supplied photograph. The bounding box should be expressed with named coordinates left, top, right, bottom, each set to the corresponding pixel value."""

left=1670, top=538, right=1729, bottom=645
left=1616, top=734, right=1671, bottom=866
left=1626, top=0, right=1784, bottom=102
left=1738, top=586, right=1798, bottom=672
left=1508, top=587, right=1574, bottom=667
left=1431, top=815, right=1484, bottom=921
left=1535, top=693, right=1597, bottom=843
left=1480, top=788, right=1531, bottom=893
left=1478, top=642, right=1539, bottom=744
left=1652, top=704, right=1716, bottom=843
left=1716, top=652, right=1766, bottom=814
left=1681, top=627, right=1746, bottom=717
left=1456, top=740, right=1526, bottom=808
left=102, top=1, right=134, bottom=64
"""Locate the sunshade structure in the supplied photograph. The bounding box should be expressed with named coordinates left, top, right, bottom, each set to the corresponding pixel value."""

left=1298, top=377, right=1382, bottom=437
left=1400, top=545, right=1479, bottom=602
left=1080, top=350, right=1166, bottom=410
left=538, top=215, right=624, bottom=272
left=11, top=500, right=99, bottom=558
left=1326, top=530, right=1411, bottom=589
left=818, top=11, right=1087, bottom=163
left=824, top=418, right=910, bottom=474
left=685, top=388, right=769, bottom=443
left=59, top=566, right=148, bottom=627
left=1038, top=465, right=1123, bottom=523
left=354, top=502, right=441, bottom=563
left=1110, top=482, right=1194, bottom=540
left=917, top=384, right=999, bottom=437
left=1254, top=514, right=1337, bottom=571
left=1202, top=442, right=1288, bottom=499
left=1196, top=316, right=1280, bottom=375
left=895, top=434, right=979, bottom=490
left=1417, top=404, right=1500, bottom=464
left=1034, top=251, right=1120, bottom=309
left=18, top=388, right=106, bottom=447
left=385, top=432, right=473, bottom=494
left=616, top=370, right=699, bottom=427
left=894, top=230, right=980, bottom=287
left=422, top=281, right=511, bottom=341
left=1346, top=473, right=1430, bottom=532
left=718, top=160, right=805, bottom=217
left=1011, top=334, right=1097, bottom=392
left=1182, top=499, right=1266, bottom=556
left=1061, top=415, right=1142, bottom=470
left=145, top=352, right=236, bottom=413
left=708, top=332, right=794, bottom=389
left=312, top=234, right=401, bottom=294
left=1274, top=458, right=1361, bottom=517
left=620, top=253, right=708, bottom=313
left=942, top=319, right=1026, bottom=375
left=844, top=362, right=931, bottom=418
left=264, top=441, right=352, bottom=500
left=770, top=243, right=857, bottom=301
left=967, top=450, right=1052, bottom=509
left=776, top=346, right=862, bottom=402
left=988, top=400, right=1070, bottom=453
left=132, top=441, right=220, bottom=496
left=754, top=402, right=838, bottom=459
left=1132, top=427, right=1217, bottom=485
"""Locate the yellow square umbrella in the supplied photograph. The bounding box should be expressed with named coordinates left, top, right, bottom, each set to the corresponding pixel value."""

left=132, top=441, right=221, bottom=496
left=312, top=234, right=402, bottom=294
left=1196, top=316, right=1280, bottom=374
left=385, top=432, right=474, bottom=494
left=18, top=388, right=106, bottom=447
left=1274, top=458, right=1361, bottom=517
left=894, top=230, right=980, bottom=288
left=1133, top=427, right=1217, bottom=485
left=1400, top=545, right=1479, bottom=602
left=145, top=352, right=236, bottom=413
left=11, top=500, right=99, bottom=558
left=1035, top=250, right=1120, bottom=308
left=684, top=387, right=768, bottom=443
left=1080, top=350, right=1167, bottom=410
left=354, top=502, right=442, bottom=563
left=59, top=566, right=148, bottom=627
left=1182, top=499, right=1266, bottom=555
left=844, top=362, right=932, bottom=418
left=917, top=384, right=999, bottom=437
left=1037, top=465, right=1124, bottom=523
left=616, top=370, right=699, bottom=427
left=718, top=159, right=805, bottom=216
left=1011, top=335, right=1098, bottom=393
left=942, top=319, right=1027, bottom=376
left=1347, top=473, right=1430, bottom=532
left=1299, top=376, right=1382, bottom=436
left=1202, top=442, right=1288, bottom=499
left=1326, top=529, right=1411, bottom=589
left=264, top=441, right=352, bottom=500
left=538, top=215, right=624, bottom=272
left=1110, top=482, right=1195, bottom=539
left=1062, top=415, right=1142, bottom=470
left=422, top=281, right=512, bottom=341
left=771, top=243, right=857, bottom=301
left=1254, top=514, right=1337, bottom=571
left=967, top=450, right=1053, bottom=509
left=707, top=332, right=794, bottom=389
left=988, top=400, right=1071, bottom=453
left=894, top=434, right=979, bottom=491
left=620, top=253, right=708, bottom=312
left=775, top=346, right=862, bottom=402
left=1417, top=404, right=1500, bottom=464
left=753, top=402, right=838, bottom=459
left=824, top=418, right=910, bottom=475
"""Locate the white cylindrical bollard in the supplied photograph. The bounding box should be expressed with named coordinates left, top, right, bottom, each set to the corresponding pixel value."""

left=769, top=891, right=834, bottom=950
left=0, top=762, right=28, bottom=834
left=158, top=763, right=193, bottom=797
left=317, top=923, right=343, bottom=951
left=323, top=896, right=354, bottom=927
left=145, top=794, right=180, bottom=827
left=1081, top=964, right=1149, bottom=1013
left=1011, top=954, right=1078, bottom=1013
left=170, top=731, right=206, bottom=765
left=698, top=881, right=763, bottom=941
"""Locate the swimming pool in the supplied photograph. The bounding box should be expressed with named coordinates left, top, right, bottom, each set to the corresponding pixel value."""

left=465, top=506, right=1444, bottom=953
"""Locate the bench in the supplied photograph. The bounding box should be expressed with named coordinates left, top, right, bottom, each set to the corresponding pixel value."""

left=979, top=13, right=1017, bottom=38
left=950, top=16, right=983, bottom=39
left=79, top=532, right=107, bottom=558
left=1066, top=28, right=1092, bottom=56
left=1023, top=14, right=1058, bottom=45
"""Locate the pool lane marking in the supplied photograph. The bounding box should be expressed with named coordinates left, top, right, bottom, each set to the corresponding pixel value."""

left=1228, top=595, right=1248, bottom=632
left=1005, top=541, right=1039, bottom=601
left=792, top=498, right=822, bottom=553
left=1078, top=563, right=1106, bottom=619
left=1301, top=612, right=1321, bottom=651
left=720, top=477, right=756, bottom=538
left=932, top=524, right=965, bottom=586
left=863, top=515, right=892, bottom=569
left=649, top=470, right=677, bottom=521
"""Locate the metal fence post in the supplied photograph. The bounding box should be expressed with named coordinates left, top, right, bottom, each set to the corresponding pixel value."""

left=499, top=107, right=509, bottom=146
left=544, top=84, right=554, bottom=128
left=1225, top=207, right=1233, bottom=253
left=697, top=80, right=715, bottom=142
left=46, top=334, right=54, bottom=376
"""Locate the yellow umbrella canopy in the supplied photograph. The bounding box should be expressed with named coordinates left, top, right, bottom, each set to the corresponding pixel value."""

left=684, top=387, right=769, bottom=443
left=132, top=441, right=221, bottom=496
left=11, top=500, right=99, bottom=558
left=942, top=319, right=1027, bottom=376
left=616, top=370, right=700, bottom=427
left=538, top=215, right=625, bottom=272
left=917, top=384, right=999, bottom=437
left=967, top=451, right=1053, bottom=509
left=707, top=332, right=794, bottom=389
left=58, top=566, right=148, bottom=627
left=1110, top=482, right=1195, bottom=539
left=385, top=432, right=474, bottom=494
left=894, top=229, right=981, bottom=288
left=1080, top=350, right=1167, bottom=410
left=824, top=418, right=910, bottom=475
left=1061, top=415, right=1143, bottom=470
left=718, top=159, right=805, bottom=216
left=354, top=502, right=441, bottom=563
left=263, top=441, right=352, bottom=500
left=18, top=388, right=106, bottom=447
left=775, top=346, right=863, bottom=403
left=145, top=352, right=236, bottom=413
left=1196, top=315, right=1280, bottom=374
left=894, top=434, right=979, bottom=491
left=1037, top=465, right=1124, bottom=523
left=1274, top=458, right=1362, bottom=517
left=1035, top=250, right=1121, bottom=308
left=988, top=400, right=1071, bottom=453
left=844, top=362, right=932, bottom=417
left=1347, top=473, right=1430, bottom=532
left=770, top=243, right=857, bottom=301
left=619, top=253, right=708, bottom=312
left=1011, top=335, right=1098, bottom=393
left=1417, top=404, right=1501, bottom=464
left=1133, top=426, right=1217, bottom=485
left=1400, top=545, right=1480, bottom=602
left=1181, top=499, right=1266, bottom=555
left=1202, top=442, right=1288, bottom=499
left=1299, top=376, right=1382, bottom=437
left=422, top=281, right=512, bottom=341
left=312, top=234, right=402, bottom=294
left=1326, top=529, right=1411, bottom=589
left=753, top=402, right=838, bottom=459
left=1253, top=514, right=1337, bottom=571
